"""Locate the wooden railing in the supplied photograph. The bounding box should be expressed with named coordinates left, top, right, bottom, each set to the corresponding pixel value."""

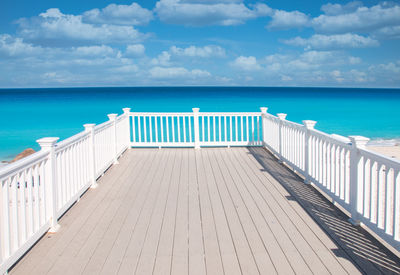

left=0, top=106, right=399, bottom=273
left=0, top=109, right=131, bottom=274
left=261, top=108, right=400, bottom=252
left=129, top=108, right=263, bottom=148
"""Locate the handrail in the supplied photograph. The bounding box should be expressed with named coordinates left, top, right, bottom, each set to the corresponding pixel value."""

left=261, top=108, right=400, bottom=252
left=0, top=110, right=130, bottom=274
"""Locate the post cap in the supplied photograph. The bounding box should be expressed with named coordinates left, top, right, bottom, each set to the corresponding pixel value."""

left=277, top=113, right=287, bottom=120
left=122, top=108, right=131, bottom=114
left=260, top=107, right=268, bottom=113
left=36, top=137, right=59, bottom=149
left=349, top=136, right=370, bottom=148
left=192, top=108, right=200, bottom=112
left=107, top=113, right=118, bottom=120
left=302, top=120, right=317, bottom=130
left=84, top=123, right=96, bottom=131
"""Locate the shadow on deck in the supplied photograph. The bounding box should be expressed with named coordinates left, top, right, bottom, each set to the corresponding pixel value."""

left=248, top=147, right=400, bottom=275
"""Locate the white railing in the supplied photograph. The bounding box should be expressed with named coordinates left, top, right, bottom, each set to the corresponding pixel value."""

left=1, top=105, right=400, bottom=273
left=261, top=107, right=400, bottom=252
left=0, top=109, right=130, bottom=274
left=129, top=108, right=263, bottom=148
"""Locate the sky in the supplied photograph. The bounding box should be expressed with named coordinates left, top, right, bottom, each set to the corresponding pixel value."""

left=0, top=0, right=400, bottom=88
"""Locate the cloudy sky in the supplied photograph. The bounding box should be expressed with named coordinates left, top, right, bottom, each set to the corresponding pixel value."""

left=1, top=0, right=400, bottom=88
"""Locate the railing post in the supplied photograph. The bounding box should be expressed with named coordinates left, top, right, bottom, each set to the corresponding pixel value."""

left=122, top=108, right=131, bottom=148
left=36, top=137, right=60, bottom=233
left=302, top=120, right=317, bottom=184
left=84, top=124, right=97, bottom=189
left=192, top=108, right=200, bottom=149
left=348, top=135, right=370, bottom=226
left=260, top=107, right=268, bottom=146
left=277, top=113, right=287, bottom=158
left=107, top=113, right=119, bottom=164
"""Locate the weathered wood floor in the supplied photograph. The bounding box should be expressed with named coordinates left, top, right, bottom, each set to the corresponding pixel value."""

left=10, top=148, right=400, bottom=274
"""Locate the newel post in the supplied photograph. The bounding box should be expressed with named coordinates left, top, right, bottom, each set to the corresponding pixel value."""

left=122, top=108, right=131, bottom=148
left=37, top=137, right=60, bottom=232
left=302, top=120, right=317, bottom=184
left=192, top=108, right=200, bottom=149
left=348, top=135, right=370, bottom=226
left=277, top=113, right=287, bottom=157
left=108, top=113, right=119, bottom=164
left=260, top=107, right=268, bottom=146
left=84, top=124, right=97, bottom=189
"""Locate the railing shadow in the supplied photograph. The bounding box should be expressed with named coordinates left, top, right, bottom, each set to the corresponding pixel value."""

left=247, top=146, right=400, bottom=275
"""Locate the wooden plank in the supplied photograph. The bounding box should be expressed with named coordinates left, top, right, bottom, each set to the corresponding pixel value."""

left=152, top=149, right=182, bottom=275
left=194, top=149, right=224, bottom=275
left=233, top=147, right=355, bottom=274
left=46, top=149, right=160, bottom=275
left=200, top=149, right=242, bottom=275
left=170, top=149, right=189, bottom=275
left=207, top=149, right=260, bottom=275
left=225, top=148, right=329, bottom=274
left=101, top=149, right=169, bottom=274
left=134, top=149, right=177, bottom=274
left=217, top=148, right=312, bottom=275
left=187, top=149, right=207, bottom=275
left=81, top=149, right=171, bottom=274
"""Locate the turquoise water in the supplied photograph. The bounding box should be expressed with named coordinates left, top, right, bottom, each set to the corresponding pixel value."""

left=1, top=87, right=400, bottom=161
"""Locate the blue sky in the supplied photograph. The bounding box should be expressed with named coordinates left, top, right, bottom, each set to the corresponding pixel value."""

left=1, top=0, right=400, bottom=88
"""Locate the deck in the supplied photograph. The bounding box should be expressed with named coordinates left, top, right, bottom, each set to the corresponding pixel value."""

left=10, top=147, right=400, bottom=275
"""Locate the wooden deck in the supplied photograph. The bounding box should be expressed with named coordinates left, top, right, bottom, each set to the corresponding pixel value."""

left=10, top=148, right=400, bottom=275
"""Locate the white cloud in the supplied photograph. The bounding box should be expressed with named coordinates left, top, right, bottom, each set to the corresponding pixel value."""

left=231, top=56, right=261, bottom=71
left=73, top=45, right=117, bottom=57
left=170, top=45, right=226, bottom=58
left=312, top=3, right=400, bottom=34
left=155, top=0, right=272, bottom=26
left=125, top=44, right=145, bottom=57
left=372, top=26, right=400, bottom=39
left=349, top=56, right=361, bottom=64
left=267, top=10, right=310, bottom=30
left=17, top=8, right=146, bottom=46
left=0, top=34, right=43, bottom=57
left=284, top=33, right=379, bottom=50
left=82, top=3, right=153, bottom=26
left=321, top=1, right=363, bottom=16
left=151, top=51, right=171, bottom=66
left=149, top=66, right=210, bottom=78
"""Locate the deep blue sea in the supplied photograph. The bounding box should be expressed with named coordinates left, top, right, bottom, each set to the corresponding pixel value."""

left=1, top=87, right=399, bottom=161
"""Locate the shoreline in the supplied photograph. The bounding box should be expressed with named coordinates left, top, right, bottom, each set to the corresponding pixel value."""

left=366, top=145, right=400, bottom=160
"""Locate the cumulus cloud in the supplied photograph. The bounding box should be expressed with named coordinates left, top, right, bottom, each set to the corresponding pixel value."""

left=149, top=66, right=210, bottom=78
left=82, top=3, right=153, bottom=26
left=17, top=8, right=147, bottom=46
left=231, top=56, right=261, bottom=71
left=267, top=10, right=310, bottom=30
left=151, top=51, right=172, bottom=66
left=284, top=33, right=379, bottom=50
left=125, top=44, right=145, bottom=57
left=0, top=34, right=43, bottom=57
left=312, top=3, right=400, bottom=35
left=73, top=45, right=117, bottom=57
left=170, top=45, right=226, bottom=58
left=155, top=0, right=272, bottom=26
left=320, top=1, right=363, bottom=16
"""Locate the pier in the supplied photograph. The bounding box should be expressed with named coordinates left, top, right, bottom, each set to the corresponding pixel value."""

left=1, top=108, right=400, bottom=274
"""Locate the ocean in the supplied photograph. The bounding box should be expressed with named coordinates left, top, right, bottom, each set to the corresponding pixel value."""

left=1, top=87, right=399, bottom=161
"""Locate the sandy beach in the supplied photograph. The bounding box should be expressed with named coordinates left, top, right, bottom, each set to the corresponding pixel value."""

left=367, top=145, right=400, bottom=160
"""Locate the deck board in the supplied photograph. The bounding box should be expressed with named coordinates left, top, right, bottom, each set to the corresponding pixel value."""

left=10, top=147, right=400, bottom=275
